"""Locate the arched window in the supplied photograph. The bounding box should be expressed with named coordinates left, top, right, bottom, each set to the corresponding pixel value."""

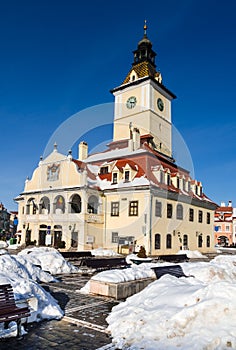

left=198, top=234, right=203, bottom=248
left=26, top=198, right=37, bottom=215
left=69, top=194, right=82, bottom=213
left=183, top=234, right=188, bottom=249
left=166, top=234, right=172, bottom=249
left=176, top=204, right=183, bottom=220
left=39, top=197, right=50, bottom=214
left=167, top=204, right=172, bottom=218
left=206, top=235, right=210, bottom=248
left=155, top=233, right=161, bottom=250
left=88, top=195, right=99, bottom=214
left=54, top=195, right=65, bottom=214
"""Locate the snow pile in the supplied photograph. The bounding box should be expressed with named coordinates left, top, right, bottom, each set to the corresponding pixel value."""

left=177, top=249, right=207, bottom=259
left=0, top=247, right=78, bottom=338
left=0, top=241, right=8, bottom=248
left=18, top=246, right=78, bottom=274
left=107, top=255, right=236, bottom=349
left=91, top=263, right=156, bottom=283
left=91, top=247, right=120, bottom=257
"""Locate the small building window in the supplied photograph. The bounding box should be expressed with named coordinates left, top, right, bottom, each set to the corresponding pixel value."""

left=198, top=210, right=203, bottom=223
left=206, top=235, right=210, bottom=248
left=155, top=201, right=162, bottom=217
left=129, top=201, right=138, bottom=216
left=176, top=204, right=183, bottom=220
left=189, top=208, right=194, bottom=222
left=198, top=234, right=203, bottom=248
left=124, top=171, right=130, bottom=182
left=155, top=233, right=161, bottom=249
left=112, top=232, right=119, bottom=243
left=112, top=173, right=118, bottom=184
left=166, top=234, right=172, bottom=249
left=167, top=204, right=172, bottom=218
left=111, top=202, right=119, bottom=216
left=87, top=195, right=99, bottom=214
left=207, top=212, right=210, bottom=224
left=183, top=234, right=188, bottom=248
left=160, top=171, right=164, bottom=184
left=226, top=225, right=230, bottom=231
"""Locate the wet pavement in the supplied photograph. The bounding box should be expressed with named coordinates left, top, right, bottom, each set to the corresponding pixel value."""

left=0, top=273, right=119, bottom=350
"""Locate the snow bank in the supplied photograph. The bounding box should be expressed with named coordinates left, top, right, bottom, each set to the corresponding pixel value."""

left=107, top=255, right=236, bottom=349
left=177, top=249, right=207, bottom=259
left=0, top=247, right=79, bottom=338
left=18, top=246, right=78, bottom=274
left=91, top=247, right=120, bottom=257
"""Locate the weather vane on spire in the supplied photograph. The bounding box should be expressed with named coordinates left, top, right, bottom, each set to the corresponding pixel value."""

left=144, top=19, right=147, bottom=37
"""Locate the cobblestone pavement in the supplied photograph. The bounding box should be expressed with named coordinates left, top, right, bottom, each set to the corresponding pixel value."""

left=0, top=273, right=119, bottom=350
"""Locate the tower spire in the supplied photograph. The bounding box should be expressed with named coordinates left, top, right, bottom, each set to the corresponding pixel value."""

left=144, top=20, right=147, bottom=37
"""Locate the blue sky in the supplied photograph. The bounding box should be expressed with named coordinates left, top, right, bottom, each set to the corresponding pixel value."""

left=0, top=0, right=236, bottom=210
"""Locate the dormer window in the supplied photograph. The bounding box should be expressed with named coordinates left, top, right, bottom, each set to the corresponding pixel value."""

left=124, top=170, right=130, bottom=182
left=132, top=75, right=136, bottom=81
left=167, top=174, right=171, bottom=186
left=100, top=166, right=109, bottom=174
left=177, top=177, right=180, bottom=188
left=160, top=171, right=164, bottom=184
left=112, top=172, right=118, bottom=184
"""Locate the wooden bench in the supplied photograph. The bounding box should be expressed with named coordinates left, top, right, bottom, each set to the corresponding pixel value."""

left=60, top=251, right=94, bottom=260
left=158, top=254, right=189, bottom=263
left=151, top=265, right=189, bottom=279
left=0, top=284, right=30, bottom=338
left=80, top=257, right=131, bottom=272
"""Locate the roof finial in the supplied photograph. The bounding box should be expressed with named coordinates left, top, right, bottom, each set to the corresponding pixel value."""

left=144, top=19, right=147, bottom=37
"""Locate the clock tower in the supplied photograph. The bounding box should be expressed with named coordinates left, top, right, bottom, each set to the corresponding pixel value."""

left=111, top=22, right=176, bottom=158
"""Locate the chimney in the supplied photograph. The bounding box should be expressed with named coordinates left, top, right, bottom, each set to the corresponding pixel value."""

left=220, top=202, right=225, bottom=207
left=78, top=141, right=88, bottom=161
left=133, top=128, right=140, bottom=151
left=228, top=200, right=232, bottom=207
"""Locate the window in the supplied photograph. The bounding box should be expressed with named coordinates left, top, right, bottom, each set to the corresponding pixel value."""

left=87, top=195, right=99, bottom=214
left=195, top=185, right=198, bottom=195
left=166, top=234, right=172, bottom=249
left=206, top=235, right=210, bottom=248
left=54, top=195, right=65, bottom=214
left=155, top=233, right=161, bottom=249
left=183, top=179, right=186, bottom=191
left=39, top=196, right=50, bottom=214
left=177, top=177, right=180, bottom=188
left=129, top=201, right=138, bottom=216
left=207, top=212, right=210, bottom=224
left=100, top=166, right=108, bottom=174
left=111, top=202, right=119, bottom=216
left=226, top=225, right=230, bottom=231
left=69, top=194, right=81, bottom=213
left=198, top=210, right=203, bottom=223
left=167, top=204, right=172, bottom=218
left=124, top=171, right=130, bottom=182
left=112, top=173, right=118, bottom=184
left=189, top=208, right=194, bottom=222
left=198, top=234, right=203, bottom=248
left=167, top=174, right=171, bottom=186
left=112, top=232, right=119, bottom=243
left=176, top=204, right=183, bottom=220
left=183, top=234, right=188, bottom=248
left=155, top=201, right=162, bottom=217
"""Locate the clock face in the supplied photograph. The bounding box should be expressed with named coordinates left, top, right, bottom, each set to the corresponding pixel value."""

left=126, top=96, right=137, bottom=109
left=157, top=98, right=164, bottom=112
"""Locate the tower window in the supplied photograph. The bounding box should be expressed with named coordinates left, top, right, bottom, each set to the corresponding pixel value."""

left=132, top=75, right=135, bottom=81
left=198, top=210, right=203, bottom=223
left=167, top=204, right=172, bottom=218
left=111, top=202, right=119, bottom=216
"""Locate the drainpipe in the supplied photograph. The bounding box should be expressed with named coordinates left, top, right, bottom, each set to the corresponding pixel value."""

left=149, top=191, right=153, bottom=255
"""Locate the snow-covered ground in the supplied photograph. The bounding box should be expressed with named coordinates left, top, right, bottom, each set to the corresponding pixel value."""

left=0, top=246, right=78, bottom=338
left=105, top=254, right=236, bottom=350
